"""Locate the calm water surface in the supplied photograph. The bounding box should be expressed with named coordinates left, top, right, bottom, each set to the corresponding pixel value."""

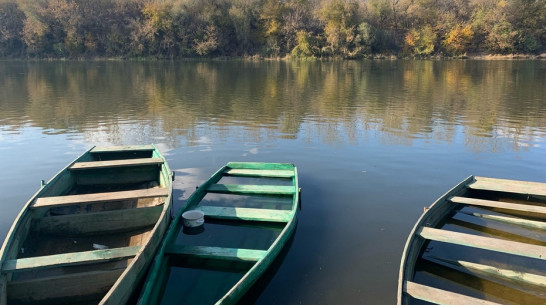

left=1, top=60, right=545, bottom=304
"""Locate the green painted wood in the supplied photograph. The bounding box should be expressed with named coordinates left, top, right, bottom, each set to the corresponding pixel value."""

left=165, top=245, right=267, bottom=262
left=197, top=206, right=293, bottom=223
left=69, top=158, right=163, bottom=170
left=425, top=256, right=546, bottom=288
left=207, top=184, right=295, bottom=195
left=33, top=205, right=163, bottom=235
left=450, top=196, right=546, bottom=217
left=90, top=145, right=155, bottom=153
left=404, top=281, right=502, bottom=305
left=226, top=162, right=294, bottom=170
left=33, top=188, right=169, bottom=208
left=7, top=269, right=124, bottom=303
left=418, top=227, right=546, bottom=260
left=460, top=210, right=546, bottom=230
left=469, top=177, right=546, bottom=197
left=224, top=168, right=294, bottom=178
left=397, top=176, right=475, bottom=305
left=2, top=246, right=141, bottom=273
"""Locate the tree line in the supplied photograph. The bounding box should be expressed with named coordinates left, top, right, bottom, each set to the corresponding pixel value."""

left=0, top=0, right=544, bottom=59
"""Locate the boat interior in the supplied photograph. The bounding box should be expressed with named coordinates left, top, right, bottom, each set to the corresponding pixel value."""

left=406, top=177, right=546, bottom=305
left=1, top=146, right=170, bottom=305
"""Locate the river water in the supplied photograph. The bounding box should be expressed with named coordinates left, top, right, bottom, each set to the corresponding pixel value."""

left=0, top=60, right=545, bottom=304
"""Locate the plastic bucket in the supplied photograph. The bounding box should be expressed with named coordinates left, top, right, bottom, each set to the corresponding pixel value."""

left=182, top=210, right=205, bottom=227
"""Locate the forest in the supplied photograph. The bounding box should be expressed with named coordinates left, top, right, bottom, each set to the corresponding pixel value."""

left=0, top=0, right=544, bottom=59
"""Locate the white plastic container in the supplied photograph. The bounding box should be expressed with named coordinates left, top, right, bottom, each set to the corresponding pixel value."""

left=182, top=210, right=205, bottom=227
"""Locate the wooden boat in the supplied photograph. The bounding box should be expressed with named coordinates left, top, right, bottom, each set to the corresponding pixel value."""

left=137, top=162, right=299, bottom=305
left=0, top=145, right=173, bottom=305
left=398, top=176, right=546, bottom=305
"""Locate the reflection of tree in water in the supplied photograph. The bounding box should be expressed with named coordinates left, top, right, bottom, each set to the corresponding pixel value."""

left=0, top=60, right=544, bottom=152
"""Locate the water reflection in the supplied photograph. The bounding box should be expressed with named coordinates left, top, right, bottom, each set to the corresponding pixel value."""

left=0, top=60, right=545, bottom=152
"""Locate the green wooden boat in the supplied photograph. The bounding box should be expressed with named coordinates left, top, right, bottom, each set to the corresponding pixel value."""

left=398, top=176, right=546, bottom=305
left=0, top=145, right=173, bottom=305
left=137, top=162, right=299, bottom=305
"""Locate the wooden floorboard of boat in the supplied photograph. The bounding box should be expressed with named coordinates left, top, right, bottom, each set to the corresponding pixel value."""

left=2, top=246, right=141, bottom=273
left=470, top=177, right=546, bottom=197
left=196, top=206, right=293, bottom=222
left=461, top=210, right=546, bottom=230
left=450, top=196, right=546, bottom=218
left=33, top=188, right=169, bottom=208
left=404, top=281, right=502, bottom=305
left=418, top=227, right=546, bottom=260
left=7, top=269, right=124, bottom=304
left=69, top=158, right=163, bottom=170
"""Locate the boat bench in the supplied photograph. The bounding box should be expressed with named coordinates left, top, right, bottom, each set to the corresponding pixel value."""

left=33, top=188, right=169, bottom=209
left=165, top=245, right=267, bottom=262
left=1, top=246, right=141, bottom=273
left=69, top=158, right=164, bottom=170
left=196, top=206, right=293, bottom=223
left=207, top=184, right=295, bottom=196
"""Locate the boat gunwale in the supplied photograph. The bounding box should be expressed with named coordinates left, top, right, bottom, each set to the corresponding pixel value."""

left=0, top=144, right=173, bottom=305
left=397, top=175, right=474, bottom=305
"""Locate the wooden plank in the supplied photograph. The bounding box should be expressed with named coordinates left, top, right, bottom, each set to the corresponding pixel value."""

left=196, top=206, right=293, bottom=223
left=224, top=168, right=294, bottom=178
left=470, top=177, right=546, bottom=197
left=461, top=210, right=546, bottom=230
left=69, top=158, right=163, bottom=170
left=7, top=269, right=123, bottom=303
left=226, top=162, right=294, bottom=170
left=32, top=205, right=163, bottom=235
left=404, top=281, right=502, bottom=305
left=165, top=245, right=266, bottom=262
left=33, top=188, right=169, bottom=208
left=426, top=256, right=546, bottom=288
left=418, top=227, right=546, bottom=260
left=2, top=246, right=141, bottom=273
left=90, top=145, right=155, bottom=153
left=450, top=196, right=546, bottom=218
left=207, top=184, right=295, bottom=195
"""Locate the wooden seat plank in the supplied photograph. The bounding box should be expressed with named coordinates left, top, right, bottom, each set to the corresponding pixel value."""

left=207, top=184, right=295, bottom=195
left=69, top=158, right=163, bottom=170
left=451, top=196, right=546, bottom=217
left=469, top=177, right=546, bottom=197
left=33, top=187, right=169, bottom=208
left=461, top=210, right=546, bottom=230
left=165, top=245, right=266, bottom=262
left=196, top=206, right=293, bottom=223
left=404, top=281, right=502, bottom=305
left=90, top=145, right=155, bottom=153
left=418, top=227, right=546, bottom=260
left=224, top=168, right=294, bottom=178
left=2, top=246, right=141, bottom=273
left=226, top=162, right=294, bottom=170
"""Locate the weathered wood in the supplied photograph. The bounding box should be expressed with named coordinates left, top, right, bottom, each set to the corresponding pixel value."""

left=74, top=166, right=158, bottom=186
left=33, top=188, right=168, bottom=208
left=7, top=269, right=124, bottom=303
left=2, top=246, right=141, bottom=273
left=69, top=158, right=163, bottom=170
left=226, top=162, right=294, bottom=170
left=224, top=169, right=294, bottom=178
left=165, top=245, right=267, bottom=262
left=418, top=227, right=546, bottom=260
left=33, top=205, right=163, bottom=235
left=91, top=145, right=155, bottom=153
left=197, top=206, right=293, bottom=223
left=460, top=210, right=546, bottom=230
left=404, top=281, right=502, bottom=305
left=207, top=184, right=295, bottom=195
left=470, top=177, right=546, bottom=197
left=451, top=196, right=546, bottom=218
left=426, top=256, right=546, bottom=288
